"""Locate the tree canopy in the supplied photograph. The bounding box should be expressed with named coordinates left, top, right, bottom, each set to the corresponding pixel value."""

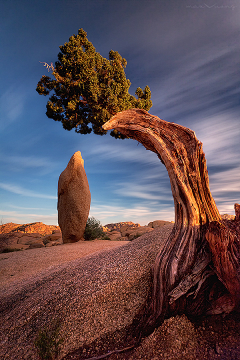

left=36, top=28, right=152, bottom=138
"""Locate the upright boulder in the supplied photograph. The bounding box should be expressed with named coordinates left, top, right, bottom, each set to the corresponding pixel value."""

left=58, top=151, right=91, bottom=243
left=235, top=203, right=240, bottom=221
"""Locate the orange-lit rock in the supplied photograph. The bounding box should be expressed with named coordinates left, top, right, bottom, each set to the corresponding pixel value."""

left=58, top=151, right=91, bottom=243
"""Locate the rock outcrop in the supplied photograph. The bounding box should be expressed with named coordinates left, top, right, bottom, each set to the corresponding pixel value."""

left=221, top=214, right=235, bottom=221
left=58, top=151, right=91, bottom=243
left=0, top=222, right=62, bottom=252
left=148, top=220, right=174, bottom=228
left=102, top=221, right=174, bottom=241
left=121, top=225, right=154, bottom=240
left=0, top=222, right=60, bottom=235
left=103, top=222, right=155, bottom=241
left=103, top=221, right=140, bottom=232
left=105, top=230, right=122, bottom=241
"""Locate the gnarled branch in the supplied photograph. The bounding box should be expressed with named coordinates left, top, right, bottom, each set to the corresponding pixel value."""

left=103, top=109, right=240, bottom=328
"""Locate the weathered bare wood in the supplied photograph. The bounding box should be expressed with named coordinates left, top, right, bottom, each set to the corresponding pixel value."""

left=206, top=221, right=240, bottom=313
left=103, top=109, right=240, bottom=327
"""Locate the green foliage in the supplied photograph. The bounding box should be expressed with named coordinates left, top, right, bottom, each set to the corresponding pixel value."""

left=36, top=28, right=152, bottom=138
left=84, top=217, right=104, bottom=240
left=34, top=319, right=63, bottom=360
left=101, top=234, right=111, bottom=240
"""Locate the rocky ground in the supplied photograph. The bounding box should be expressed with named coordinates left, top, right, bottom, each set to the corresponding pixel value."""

left=0, top=239, right=129, bottom=288
left=103, top=220, right=174, bottom=241
left=0, top=220, right=174, bottom=252
left=99, top=311, right=240, bottom=360
left=1, top=218, right=240, bottom=359
left=1, top=224, right=174, bottom=359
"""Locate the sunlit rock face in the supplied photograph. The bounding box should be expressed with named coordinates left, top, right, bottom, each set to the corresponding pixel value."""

left=58, top=151, right=91, bottom=243
left=0, top=222, right=62, bottom=252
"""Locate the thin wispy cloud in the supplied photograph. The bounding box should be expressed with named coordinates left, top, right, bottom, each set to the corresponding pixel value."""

left=0, top=210, right=58, bottom=225
left=87, top=140, right=159, bottom=166
left=151, top=42, right=239, bottom=120
left=1, top=0, right=239, bottom=226
left=192, top=113, right=240, bottom=215
left=192, top=113, right=240, bottom=166
left=7, top=204, right=53, bottom=211
left=214, top=202, right=238, bottom=216
left=0, top=86, right=26, bottom=130
left=89, top=202, right=174, bottom=225
left=114, top=182, right=172, bottom=202
left=0, top=182, right=57, bottom=200
left=2, top=155, right=56, bottom=169
left=0, top=154, right=57, bottom=176
left=210, top=167, right=240, bottom=195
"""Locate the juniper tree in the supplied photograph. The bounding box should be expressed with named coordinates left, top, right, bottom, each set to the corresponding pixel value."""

left=37, top=29, right=240, bottom=334
left=36, top=28, right=152, bottom=139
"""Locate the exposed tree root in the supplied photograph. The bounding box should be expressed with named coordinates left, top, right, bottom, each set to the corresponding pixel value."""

left=83, top=344, right=135, bottom=360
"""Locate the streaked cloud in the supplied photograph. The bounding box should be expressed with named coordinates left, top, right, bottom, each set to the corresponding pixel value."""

left=0, top=182, right=57, bottom=200
left=0, top=86, right=26, bottom=130
left=210, top=167, right=240, bottom=204
left=192, top=113, right=240, bottom=215
left=89, top=202, right=174, bottom=226
left=192, top=112, right=240, bottom=166
left=2, top=155, right=56, bottom=169
left=87, top=140, right=159, bottom=166
left=1, top=0, right=239, bottom=226
left=151, top=43, right=239, bottom=121
left=113, top=180, right=172, bottom=202
left=7, top=204, right=53, bottom=211
left=0, top=154, right=57, bottom=174
left=0, top=210, right=57, bottom=225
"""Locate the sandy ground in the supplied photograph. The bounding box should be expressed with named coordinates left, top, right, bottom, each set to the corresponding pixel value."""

left=0, top=239, right=129, bottom=288
left=1, top=224, right=240, bottom=360
left=0, top=226, right=174, bottom=359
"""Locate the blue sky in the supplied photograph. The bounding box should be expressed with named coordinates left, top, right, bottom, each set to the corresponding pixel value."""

left=0, top=0, right=239, bottom=226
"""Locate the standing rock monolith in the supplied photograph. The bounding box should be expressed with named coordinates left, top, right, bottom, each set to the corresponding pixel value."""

left=58, top=151, right=91, bottom=243
left=235, top=203, right=240, bottom=221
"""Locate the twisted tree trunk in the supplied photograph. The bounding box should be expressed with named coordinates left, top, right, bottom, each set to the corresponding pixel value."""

left=103, top=109, right=240, bottom=329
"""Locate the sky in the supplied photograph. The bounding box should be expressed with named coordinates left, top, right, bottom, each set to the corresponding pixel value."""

left=0, top=0, right=239, bottom=226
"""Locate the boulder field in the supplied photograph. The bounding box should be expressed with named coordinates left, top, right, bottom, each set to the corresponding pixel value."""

left=1, top=216, right=236, bottom=252
left=103, top=220, right=174, bottom=241
left=0, top=220, right=174, bottom=252
left=0, top=222, right=62, bottom=252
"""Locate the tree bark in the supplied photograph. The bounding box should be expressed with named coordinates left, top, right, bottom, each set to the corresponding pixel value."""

left=103, top=109, right=240, bottom=329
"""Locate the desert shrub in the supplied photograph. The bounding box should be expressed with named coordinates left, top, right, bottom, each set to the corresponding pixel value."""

left=101, top=234, right=111, bottom=240
left=34, top=318, right=63, bottom=360
left=84, top=217, right=104, bottom=240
